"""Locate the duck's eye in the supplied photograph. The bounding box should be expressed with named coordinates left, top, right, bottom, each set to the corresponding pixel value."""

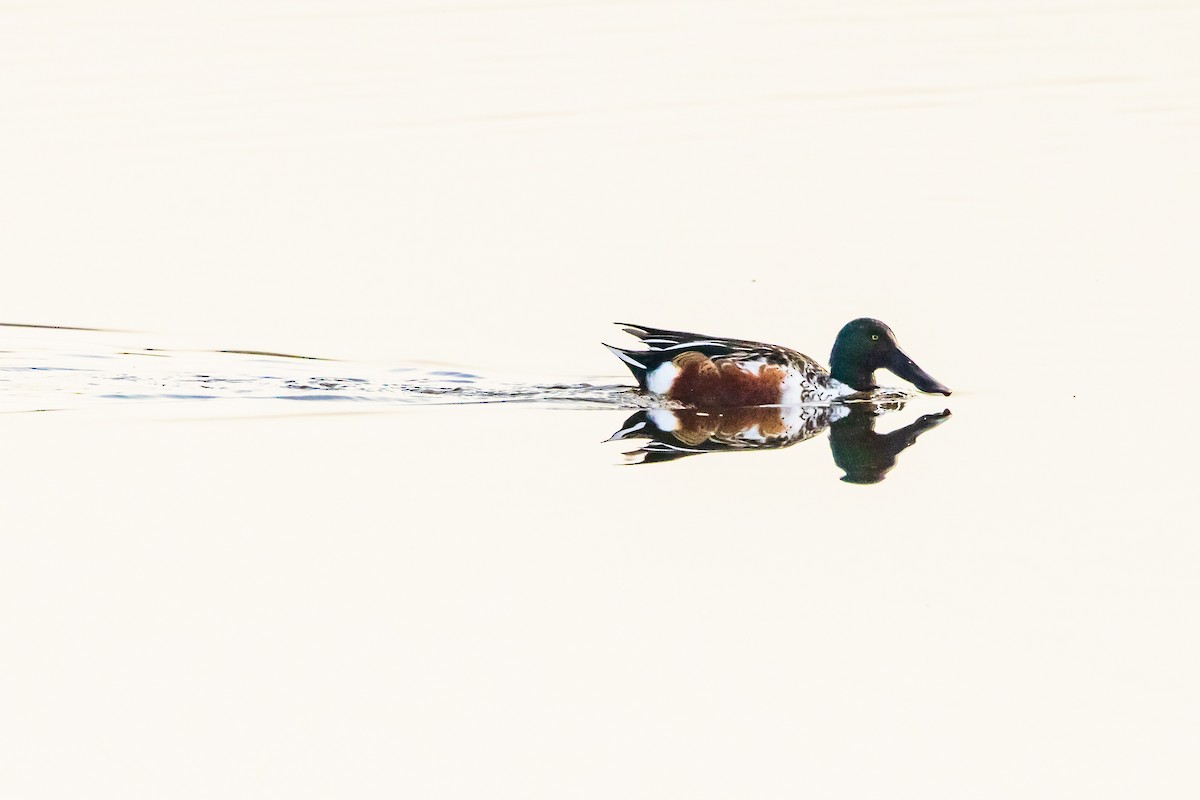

left=871, top=334, right=880, bottom=341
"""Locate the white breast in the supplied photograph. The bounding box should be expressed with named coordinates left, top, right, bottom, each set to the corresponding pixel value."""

left=780, top=367, right=855, bottom=404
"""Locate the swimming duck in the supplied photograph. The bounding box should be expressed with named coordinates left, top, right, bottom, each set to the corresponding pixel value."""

left=605, top=318, right=950, bottom=407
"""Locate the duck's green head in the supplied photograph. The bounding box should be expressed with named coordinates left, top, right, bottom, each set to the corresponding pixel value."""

left=829, top=318, right=951, bottom=396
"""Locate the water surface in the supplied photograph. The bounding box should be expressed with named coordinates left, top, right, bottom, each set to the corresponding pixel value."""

left=2, top=1, right=1198, bottom=798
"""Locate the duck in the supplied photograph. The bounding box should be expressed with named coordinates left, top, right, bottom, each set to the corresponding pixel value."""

left=605, top=318, right=950, bottom=407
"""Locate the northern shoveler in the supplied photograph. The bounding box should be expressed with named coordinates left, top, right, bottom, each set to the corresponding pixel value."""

left=605, top=318, right=950, bottom=407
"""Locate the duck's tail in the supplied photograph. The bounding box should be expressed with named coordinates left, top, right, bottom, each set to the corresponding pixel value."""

left=603, top=344, right=654, bottom=390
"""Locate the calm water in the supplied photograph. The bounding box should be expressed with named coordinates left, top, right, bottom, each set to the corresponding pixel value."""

left=2, top=1, right=1198, bottom=798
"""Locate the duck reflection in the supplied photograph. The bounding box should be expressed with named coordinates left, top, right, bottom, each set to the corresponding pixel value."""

left=609, top=401, right=949, bottom=483
left=829, top=405, right=950, bottom=484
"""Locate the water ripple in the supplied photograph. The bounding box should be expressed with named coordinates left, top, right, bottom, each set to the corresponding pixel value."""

left=0, top=325, right=650, bottom=413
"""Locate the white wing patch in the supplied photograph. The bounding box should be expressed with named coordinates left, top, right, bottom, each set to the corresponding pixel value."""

left=646, top=363, right=679, bottom=395
left=734, top=358, right=767, bottom=374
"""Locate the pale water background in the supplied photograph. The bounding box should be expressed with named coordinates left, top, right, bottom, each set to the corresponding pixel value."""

left=2, top=1, right=1199, bottom=798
